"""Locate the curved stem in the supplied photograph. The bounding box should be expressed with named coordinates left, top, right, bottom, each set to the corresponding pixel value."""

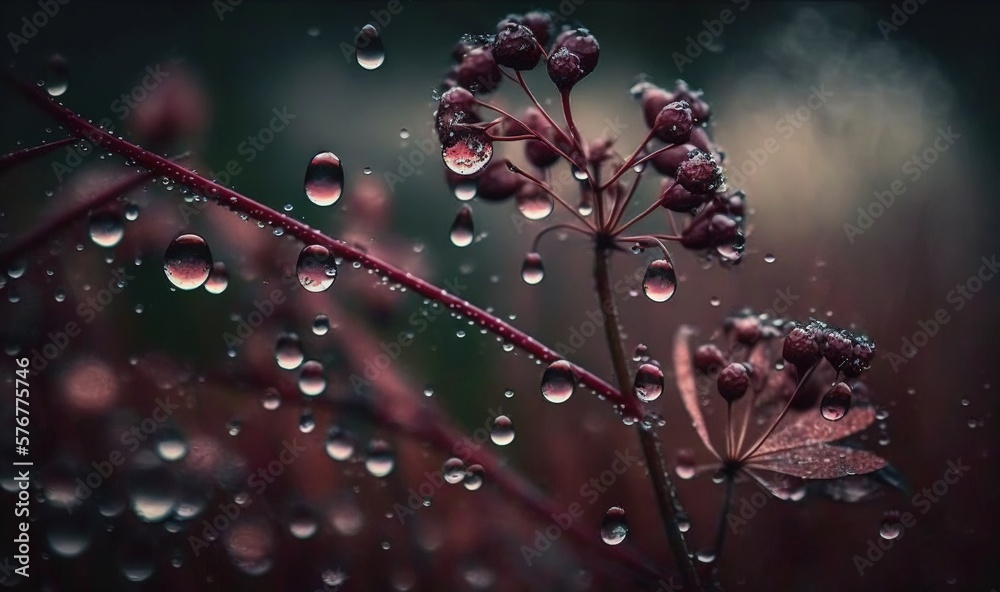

left=4, top=72, right=644, bottom=419
left=531, top=223, right=592, bottom=252
left=594, top=246, right=701, bottom=590
left=514, top=70, right=576, bottom=151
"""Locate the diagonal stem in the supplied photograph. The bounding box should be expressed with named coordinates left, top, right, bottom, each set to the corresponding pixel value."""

left=0, top=137, right=78, bottom=174
left=594, top=245, right=701, bottom=590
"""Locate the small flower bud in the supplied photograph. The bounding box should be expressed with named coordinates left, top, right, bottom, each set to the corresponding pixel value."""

left=821, top=330, right=854, bottom=371
left=552, top=29, right=600, bottom=75
left=694, top=344, right=726, bottom=374
left=718, top=362, right=750, bottom=402
left=476, top=160, right=524, bottom=201
left=676, top=149, right=725, bottom=194
left=661, top=180, right=709, bottom=212
left=455, top=47, right=502, bottom=93
left=652, top=101, right=693, bottom=144
left=782, top=326, right=821, bottom=373
left=650, top=143, right=698, bottom=176
left=492, top=23, right=542, bottom=70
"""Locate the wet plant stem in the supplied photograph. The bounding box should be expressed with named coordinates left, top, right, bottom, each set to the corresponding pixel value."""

left=594, top=245, right=701, bottom=590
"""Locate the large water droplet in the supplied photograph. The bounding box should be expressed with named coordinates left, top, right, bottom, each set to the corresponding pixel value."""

left=304, top=152, right=344, bottom=206
left=297, top=360, right=326, bottom=396
left=600, top=506, right=628, bottom=545
left=449, top=205, right=474, bottom=247
left=155, top=427, right=188, bottom=461
left=204, top=261, right=229, bottom=294
left=355, top=24, right=385, bottom=70
left=46, top=54, right=69, bottom=96
left=516, top=190, right=554, bottom=220
left=442, top=131, right=493, bottom=176
left=325, top=427, right=354, bottom=461
left=490, top=415, right=515, bottom=446
left=288, top=504, right=318, bottom=539
left=675, top=449, right=695, bottom=479
left=541, top=360, right=575, bottom=403
left=296, top=245, right=337, bottom=292
left=821, top=382, right=852, bottom=421
left=365, top=439, right=395, bottom=477
left=443, top=458, right=467, bottom=484
left=128, top=458, right=177, bottom=522
left=521, top=252, right=544, bottom=285
left=275, top=332, right=304, bottom=370
left=633, top=363, right=664, bottom=402
left=463, top=464, right=484, bottom=491
left=312, top=314, right=330, bottom=335
left=879, top=511, right=902, bottom=540
left=163, top=234, right=212, bottom=290
left=88, top=211, right=124, bottom=247
left=642, top=258, right=677, bottom=302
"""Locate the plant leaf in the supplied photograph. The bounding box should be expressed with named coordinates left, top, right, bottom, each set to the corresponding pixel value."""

left=750, top=405, right=877, bottom=458
left=673, top=326, right=719, bottom=458
left=747, top=444, right=888, bottom=479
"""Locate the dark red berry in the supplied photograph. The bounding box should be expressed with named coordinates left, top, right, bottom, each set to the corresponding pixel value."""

left=520, top=11, right=554, bottom=46
left=475, top=160, right=524, bottom=201
left=821, top=330, right=853, bottom=371
left=653, top=101, right=693, bottom=144
left=546, top=46, right=585, bottom=91
left=455, top=47, right=502, bottom=93
left=492, top=23, right=542, bottom=70
left=782, top=326, right=821, bottom=373
left=551, top=29, right=600, bottom=75
left=728, top=314, right=762, bottom=345
left=521, top=107, right=562, bottom=168
left=650, top=143, right=698, bottom=176
left=660, top=180, right=708, bottom=212
left=676, top=149, right=725, bottom=194
left=694, top=344, right=726, bottom=374
left=718, top=362, right=750, bottom=402
left=668, top=80, right=711, bottom=122
left=435, top=87, right=479, bottom=142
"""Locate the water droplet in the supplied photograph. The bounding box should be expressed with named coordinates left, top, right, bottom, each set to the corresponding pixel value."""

left=163, top=234, right=212, bottom=290
left=442, top=130, right=493, bottom=176
left=443, top=458, right=466, bottom=484
left=299, top=409, right=316, bottom=433
left=355, top=24, right=385, bottom=70
left=262, top=388, right=282, bottom=410
left=521, top=252, right=544, bottom=285
left=764, top=253, right=776, bottom=263
left=716, top=231, right=745, bottom=261
left=288, top=504, right=318, bottom=539
left=312, top=314, right=330, bottom=335
left=633, top=363, right=664, bottom=402
left=399, top=128, right=410, bottom=139
left=325, top=427, right=354, bottom=461
left=490, top=415, right=515, bottom=446
left=541, top=360, right=575, bottom=403
left=204, top=261, right=229, bottom=294
left=677, top=511, right=692, bottom=532
left=304, top=152, right=344, bottom=206
left=632, top=343, right=649, bottom=362
left=365, top=439, right=395, bottom=477
left=675, top=449, right=695, bottom=479
left=879, top=511, right=902, bottom=540
left=821, top=382, right=852, bottom=421
left=274, top=332, right=304, bottom=370
left=454, top=178, right=477, bottom=201
left=125, top=203, right=140, bottom=221
left=46, top=511, right=91, bottom=558
left=710, top=296, right=721, bottom=307
left=695, top=549, right=717, bottom=563
left=155, top=428, right=188, bottom=461
left=600, top=507, right=628, bottom=545
left=128, top=458, right=177, bottom=522
left=363, top=166, right=372, bottom=175
left=88, top=211, right=124, bottom=247
left=46, top=54, right=69, bottom=96
left=463, top=464, right=484, bottom=491
left=298, top=360, right=326, bottom=396
left=227, top=418, right=242, bottom=436
left=503, top=388, right=514, bottom=398
left=572, top=165, right=589, bottom=181
left=516, top=190, right=554, bottom=220
left=642, top=258, right=677, bottom=302
left=296, top=245, right=337, bottom=292
left=449, top=205, right=474, bottom=247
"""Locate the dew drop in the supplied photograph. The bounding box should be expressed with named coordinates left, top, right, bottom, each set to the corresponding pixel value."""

left=490, top=415, right=515, bottom=446
left=879, top=511, right=902, bottom=540
left=227, top=418, right=242, bottom=436
left=163, top=234, right=212, bottom=290
left=820, top=382, right=852, bottom=421
left=155, top=428, right=188, bottom=461
left=454, top=178, right=477, bottom=201
left=297, top=360, right=326, bottom=396
left=642, top=258, right=677, bottom=302
left=442, top=130, right=493, bottom=176
left=449, top=205, right=474, bottom=247
left=710, top=296, right=721, bottom=307
left=443, top=458, right=467, bottom=484
left=275, top=332, right=304, bottom=370
left=463, top=464, right=484, bottom=491
left=125, top=203, right=140, bottom=221
left=128, top=458, right=177, bottom=522
left=633, top=363, right=664, bottom=402
left=45, top=54, right=69, bottom=96
left=296, top=245, right=337, bottom=292
left=541, top=360, right=575, bottom=403
left=365, top=439, right=395, bottom=477
left=764, top=253, right=776, bottom=263
left=676, top=511, right=692, bottom=533
left=521, top=252, right=544, bottom=285
left=516, top=190, right=554, bottom=220
left=632, top=343, right=649, bottom=362
left=262, top=388, right=282, bottom=410
left=675, top=449, right=695, bottom=480
left=399, top=128, right=410, bottom=139
left=355, top=24, right=385, bottom=70
left=325, top=427, right=354, bottom=461
left=696, top=549, right=717, bottom=563
left=304, top=152, right=344, bottom=206
left=88, top=211, right=124, bottom=247
left=312, top=314, right=330, bottom=335
left=503, top=388, right=514, bottom=398
left=299, top=409, right=316, bottom=433
left=363, top=166, right=372, bottom=175
left=46, top=512, right=91, bottom=558
left=572, top=165, right=589, bottom=181
left=716, top=231, right=745, bottom=261
left=288, top=504, right=318, bottom=539
left=204, top=261, right=229, bottom=294
left=600, top=506, right=628, bottom=545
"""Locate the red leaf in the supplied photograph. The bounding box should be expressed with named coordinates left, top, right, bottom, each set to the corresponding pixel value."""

left=751, top=405, right=877, bottom=458
left=674, top=326, right=719, bottom=458
left=747, top=444, right=888, bottom=479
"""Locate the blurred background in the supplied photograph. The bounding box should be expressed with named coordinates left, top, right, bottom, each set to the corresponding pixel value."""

left=0, top=0, right=997, bottom=590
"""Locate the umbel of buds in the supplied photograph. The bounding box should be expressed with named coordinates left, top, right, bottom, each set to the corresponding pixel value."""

left=781, top=319, right=875, bottom=378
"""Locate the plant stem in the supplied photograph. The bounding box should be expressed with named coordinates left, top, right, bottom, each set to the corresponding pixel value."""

left=593, top=245, right=701, bottom=590
left=0, top=137, right=77, bottom=173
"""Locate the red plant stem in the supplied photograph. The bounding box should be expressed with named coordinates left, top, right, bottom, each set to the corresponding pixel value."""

left=474, top=100, right=579, bottom=167
left=506, top=161, right=595, bottom=231
left=531, top=223, right=592, bottom=251
left=513, top=70, right=577, bottom=153
left=4, top=73, right=644, bottom=420
left=613, top=183, right=674, bottom=236
left=607, top=167, right=645, bottom=231
left=601, top=129, right=656, bottom=192
left=739, top=363, right=819, bottom=461
left=0, top=137, right=77, bottom=174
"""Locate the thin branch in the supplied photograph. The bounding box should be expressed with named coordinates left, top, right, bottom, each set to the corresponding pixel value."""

left=0, top=137, right=77, bottom=174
